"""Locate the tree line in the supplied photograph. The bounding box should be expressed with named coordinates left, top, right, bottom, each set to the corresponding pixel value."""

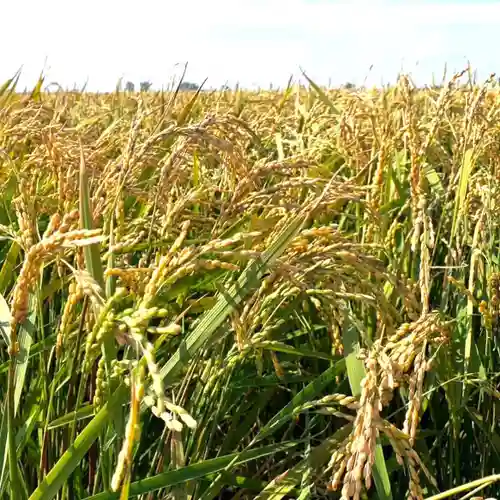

left=125, top=81, right=200, bottom=92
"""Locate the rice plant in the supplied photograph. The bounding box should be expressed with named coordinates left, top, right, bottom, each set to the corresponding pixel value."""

left=0, top=69, right=499, bottom=499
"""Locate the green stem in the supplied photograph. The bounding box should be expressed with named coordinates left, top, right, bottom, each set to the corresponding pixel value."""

left=7, top=357, right=19, bottom=498
left=425, top=474, right=500, bottom=500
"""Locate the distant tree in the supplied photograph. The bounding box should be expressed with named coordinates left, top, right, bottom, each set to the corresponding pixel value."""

left=179, top=81, right=199, bottom=91
left=343, top=82, right=356, bottom=90
left=140, top=81, right=152, bottom=92
left=125, top=81, right=135, bottom=92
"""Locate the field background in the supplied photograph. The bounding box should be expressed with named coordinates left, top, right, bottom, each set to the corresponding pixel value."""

left=0, top=71, right=499, bottom=499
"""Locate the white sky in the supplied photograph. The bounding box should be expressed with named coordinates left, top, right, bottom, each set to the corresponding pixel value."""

left=1, top=0, right=500, bottom=91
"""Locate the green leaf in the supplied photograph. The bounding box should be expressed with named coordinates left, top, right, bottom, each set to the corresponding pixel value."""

left=255, top=427, right=351, bottom=499
left=422, top=162, right=444, bottom=197
left=300, top=70, right=339, bottom=115
left=14, top=304, right=37, bottom=416
left=0, top=334, right=56, bottom=375
left=30, top=74, right=45, bottom=102
left=79, top=146, right=105, bottom=292
left=0, top=241, right=20, bottom=295
left=28, top=384, right=129, bottom=500
left=1, top=295, right=36, bottom=497
left=176, top=78, right=207, bottom=126
left=0, top=400, right=8, bottom=495
left=451, top=148, right=474, bottom=241
left=0, top=292, right=11, bottom=349
left=423, top=474, right=500, bottom=500
left=82, top=442, right=300, bottom=500
left=254, top=360, right=345, bottom=443
left=251, top=341, right=339, bottom=361
left=201, top=473, right=269, bottom=494
left=0, top=71, right=21, bottom=98
left=47, top=405, right=95, bottom=430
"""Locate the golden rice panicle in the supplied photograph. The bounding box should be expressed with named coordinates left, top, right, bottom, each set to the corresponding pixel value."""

left=42, top=212, right=62, bottom=239
left=83, top=287, right=128, bottom=371
left=385, top=313, right=448, bottom=375
left=142, top=220, right=191, bottom=306
left=417, top=210, right=434, bottom=315
left=378, top=350, right=398, bottom=406
left=111, top=366, right=145, bottom=492
left=331, top=312, right=448, bottom=498
left=104, top=267, right=151, bottom=295
left=93, top=356, right=107, bottom=411
left=402, top=348, right=428, bottom=445
left=118, top=305, right=176, bottom=420
left=341, top=355, right=380, bottom=500
left=366, top=118, right=394, bottom=243
left=489, top=272, right=500, bottom=319
left=378, top=421, right=433, bottom=500
left=14, top=196, right=36, bottom=250
left=13, top=175, right=38, bottom=250
left=55, top=279, right=85, bottom=357
left=328, top=436, right=351, bottom=493
left=59, top=208, right=80, bottom=233
left=10, top=227, right=101, bottom=355
left=231, top=310, right=246, bottom=351
left=114, top=196, right=125, bottom=243
left=331, top=325, right=344, bottom=356
left=73, top=269, right=105, bottom=312
left=399, top=75, right=419, bottom=222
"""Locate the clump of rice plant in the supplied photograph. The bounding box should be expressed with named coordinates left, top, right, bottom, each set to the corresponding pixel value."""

left=0, top=68, right=499, bottom=500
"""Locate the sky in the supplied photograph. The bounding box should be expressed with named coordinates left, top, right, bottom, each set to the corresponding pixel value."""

left=1, top=0, right=500, bottom=91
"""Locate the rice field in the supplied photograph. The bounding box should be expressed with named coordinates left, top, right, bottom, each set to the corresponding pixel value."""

left=1, top=69, right=500, bottom=499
